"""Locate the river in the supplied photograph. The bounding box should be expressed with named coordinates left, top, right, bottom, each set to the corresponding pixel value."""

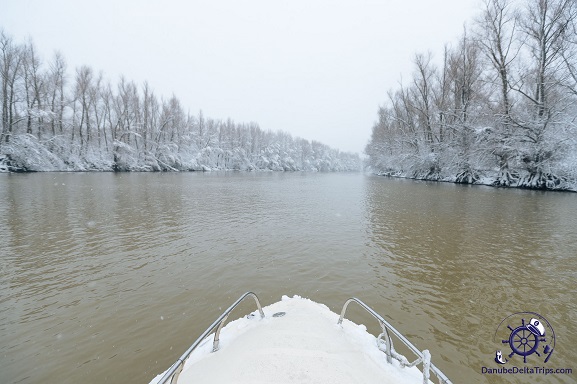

left=1, top=172, right=576, bottom=384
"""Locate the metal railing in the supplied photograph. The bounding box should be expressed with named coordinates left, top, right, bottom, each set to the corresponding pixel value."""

left=154, top=293, right=452, bottom=384
left=155, top=292, right=265, bottom=384
left=338, top=297, right=452, bottom=384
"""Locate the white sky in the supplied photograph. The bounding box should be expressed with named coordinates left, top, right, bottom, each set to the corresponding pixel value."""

left=1, top=0, right=481, bottom=154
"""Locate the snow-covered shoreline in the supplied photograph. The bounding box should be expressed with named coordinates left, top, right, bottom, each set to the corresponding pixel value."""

left=371, top=169, right=577, bottom=193
left=0, top=133, right=361, bottom=173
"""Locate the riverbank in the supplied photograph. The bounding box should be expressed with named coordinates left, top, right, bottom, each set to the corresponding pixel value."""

left=372, top=169, right=577, bottom=193
left=0, top=133, right=361, bottom=173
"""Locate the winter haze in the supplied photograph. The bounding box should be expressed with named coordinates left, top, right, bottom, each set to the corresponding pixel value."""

left=0, top=0, right=480, bottom=154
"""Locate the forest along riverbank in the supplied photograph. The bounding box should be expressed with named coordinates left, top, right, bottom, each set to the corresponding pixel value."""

left=0, top=132, right=361, bottom=173
left=364, top=0, right=577, bottom=193
left=0, top=30, right=361, bottom=172
left=0, top=32, right=359, bottom=174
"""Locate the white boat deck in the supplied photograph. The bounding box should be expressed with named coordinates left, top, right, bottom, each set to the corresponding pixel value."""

left=162, top=296, right=429, bottom=384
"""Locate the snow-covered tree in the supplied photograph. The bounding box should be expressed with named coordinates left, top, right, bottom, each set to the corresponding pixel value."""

left=0, top=30, right=360, bottom=173
left=365, top=0, right=577, bottom=191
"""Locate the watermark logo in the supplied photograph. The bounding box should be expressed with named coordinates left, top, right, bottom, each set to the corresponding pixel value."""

left=494, top=312, right=555, bottom=365
left=482, top=312, right=573, bottom=377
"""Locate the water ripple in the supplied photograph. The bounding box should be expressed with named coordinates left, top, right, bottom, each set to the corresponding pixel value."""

left=0, top=173, right=575, bottom=384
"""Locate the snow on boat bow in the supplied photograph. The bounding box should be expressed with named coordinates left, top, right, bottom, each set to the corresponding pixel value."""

left=150, top=292, right=452, bottom=384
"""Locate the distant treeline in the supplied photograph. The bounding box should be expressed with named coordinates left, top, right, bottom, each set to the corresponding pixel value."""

left=0, top=31, right=360, bottom=172
left=365, top=0, right=577, bottom=191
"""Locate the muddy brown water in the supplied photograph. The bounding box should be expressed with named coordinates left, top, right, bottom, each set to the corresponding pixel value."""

left=1, top=172, right=576, bottom=383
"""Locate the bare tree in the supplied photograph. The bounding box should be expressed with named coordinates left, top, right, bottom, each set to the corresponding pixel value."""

left=449, top=28, right=485, bottom=182
left=100, top=82, right=116, bottom=154
left=73, top=65, right=94, bottom=153
left=433, top=45, right=454, bottom=145
left=46, top=51, right=67, bottom=137
left=514, top=0, right=577, bottom=187
left=89, top=71, right=104, bottom=152
left=477, top=0, right=521, bottom=185
left=518, top=0, right=576, bottom=117
left=142, top=81, right=156, bottom=153
left=559, top=6, right=577, bottom=96
left=411, top=52, right=436, bottom=147
left=479, top=0, right=520, bottom=116
left=0, top=31, right=23, bottom=143
left=22, top=41, right=45, bottom=137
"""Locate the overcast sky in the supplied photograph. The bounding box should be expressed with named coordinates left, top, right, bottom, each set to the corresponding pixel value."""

left=1, top=0, right=481, bottom=154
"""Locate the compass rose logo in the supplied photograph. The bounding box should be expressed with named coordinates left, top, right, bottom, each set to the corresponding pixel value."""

left=493, top=312, right=556, bottom=365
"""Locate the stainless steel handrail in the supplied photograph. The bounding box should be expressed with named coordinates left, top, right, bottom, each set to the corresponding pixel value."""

left=338, top=298, right=452, bottom=384
left=155, top=292, right=265, bottom=384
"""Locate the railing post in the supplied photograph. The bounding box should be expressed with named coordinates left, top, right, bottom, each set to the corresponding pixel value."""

left=421, top=350, right=431, bottom=384
left=156, top=292, right=265, bottom=384
left=170, top=360, right=185, bottom=384
left=380, top=322, right=393, bottom=364
left=213, top=292, right=264, bottom=352
left=337, top=298, right=353, bottom=325
left=212, top=313, right=230, bottom=352
left=337, top=297, right=451, bottom=384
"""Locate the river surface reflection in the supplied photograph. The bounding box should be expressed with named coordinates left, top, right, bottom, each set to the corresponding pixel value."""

left=0, top=172, right=575, bottom=383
